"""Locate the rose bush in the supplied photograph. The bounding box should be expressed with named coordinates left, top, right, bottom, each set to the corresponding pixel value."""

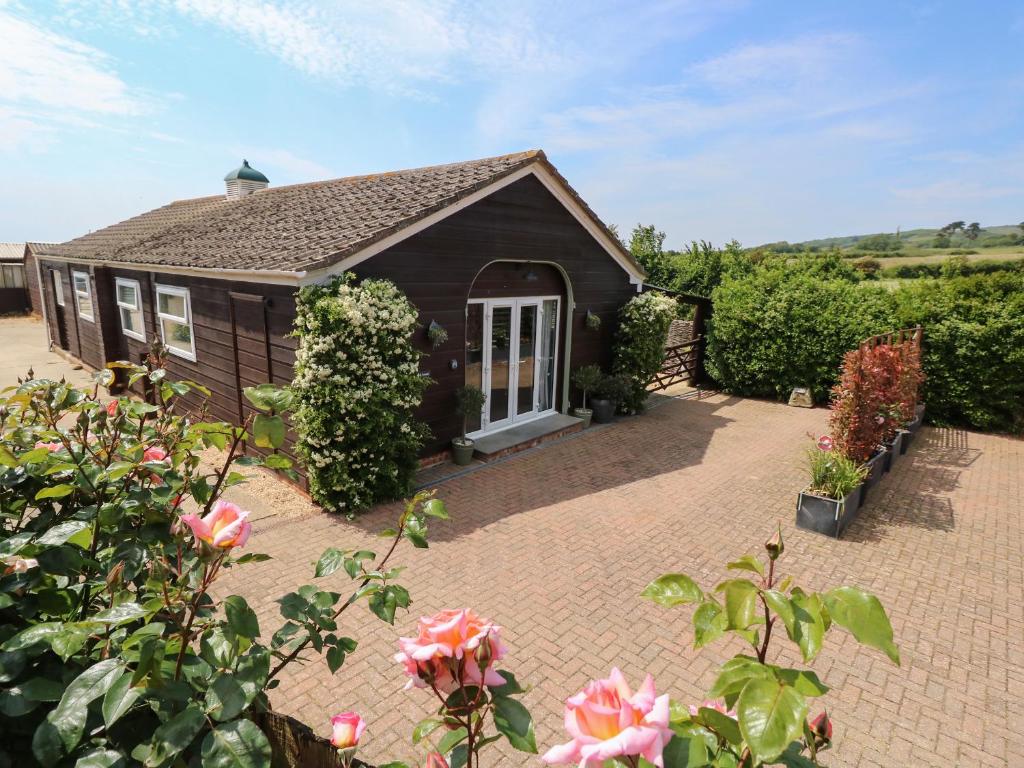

left=623, top=526, right=899, bottom=767
left=0, top=357, right=447, bottom=767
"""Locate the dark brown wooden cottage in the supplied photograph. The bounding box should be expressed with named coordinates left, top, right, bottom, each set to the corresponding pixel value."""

left=35, top=150, right=645, bottom=467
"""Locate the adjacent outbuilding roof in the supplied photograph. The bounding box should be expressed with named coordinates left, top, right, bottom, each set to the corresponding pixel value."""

left=36, top=150, right=644, bottom=282
left=0, top=243, right=25, bottom=263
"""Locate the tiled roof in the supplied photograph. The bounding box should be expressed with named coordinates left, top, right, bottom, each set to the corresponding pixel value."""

left=37, top=151, right=643, bottom=278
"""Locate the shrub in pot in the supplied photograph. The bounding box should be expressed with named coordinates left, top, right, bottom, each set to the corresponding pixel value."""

left=797, top=443, right=868, bottom=538
left=570, top=364, right=603, bottom=428
left=452, top=385, right=486, bottom=465
left=591, top=373, right=632, bottom=423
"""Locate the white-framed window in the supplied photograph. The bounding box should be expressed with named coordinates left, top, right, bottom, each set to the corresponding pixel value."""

left=155, top=284, right=195, bottom=361
left=115, top=277, right=146, bottom=342
left=52, top=270, right=65, bottom=307
left=72, top=270, right=94, bottom=321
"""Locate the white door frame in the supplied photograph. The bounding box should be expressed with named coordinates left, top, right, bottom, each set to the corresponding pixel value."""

left=467, top=295, right=561, bottom=438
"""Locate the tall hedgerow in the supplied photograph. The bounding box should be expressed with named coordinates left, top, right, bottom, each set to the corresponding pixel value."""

left=893, top=272, right=1024, bottom=432
left=292, top=275, right=429, bottom=513
left=706, top=267, right=897, bottom=403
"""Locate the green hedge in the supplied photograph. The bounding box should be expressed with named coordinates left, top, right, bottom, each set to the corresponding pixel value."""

left=707, top=269, right=1024, bottom=433
left=706, top=266, right=896, bottom=403
left=879, top=258, right=1023, bottom=280
left=894, top=274, right=1024, bottom=432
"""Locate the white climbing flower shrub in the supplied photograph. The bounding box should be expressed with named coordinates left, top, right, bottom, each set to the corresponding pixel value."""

left=612, top=291, right=678, bottom=412
left=293, top=275, right=429, bottom=513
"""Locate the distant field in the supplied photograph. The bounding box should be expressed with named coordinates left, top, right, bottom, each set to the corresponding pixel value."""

left=856, top=251, right=1024, bottom=267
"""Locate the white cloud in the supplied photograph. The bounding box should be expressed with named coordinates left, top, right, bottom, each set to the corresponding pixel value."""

left=689, top=33, right=861, bottom=88
left=0, top=9, right=148, bottom=115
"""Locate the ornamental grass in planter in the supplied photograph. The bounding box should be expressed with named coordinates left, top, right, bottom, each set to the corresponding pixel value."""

left=796, top=443, right=868, bottom=538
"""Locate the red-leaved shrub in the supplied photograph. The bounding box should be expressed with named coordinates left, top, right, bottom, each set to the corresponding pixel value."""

left=829, top=334, right=925, bottom=463
left=829, top=347, right=884, bottom=463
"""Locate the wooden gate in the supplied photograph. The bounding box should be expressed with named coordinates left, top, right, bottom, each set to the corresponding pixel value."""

left=649, top=336, right=702, bottom=391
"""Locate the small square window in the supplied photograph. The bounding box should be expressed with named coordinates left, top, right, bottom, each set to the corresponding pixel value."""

left=115, top=278, right=145, bottom=342
left=155, top=285, right=195, bottom=361
left=72, top=271, right=93, bottom=322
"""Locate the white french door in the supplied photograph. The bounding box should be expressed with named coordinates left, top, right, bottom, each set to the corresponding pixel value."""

left=466, top=296, right=560, bottom=437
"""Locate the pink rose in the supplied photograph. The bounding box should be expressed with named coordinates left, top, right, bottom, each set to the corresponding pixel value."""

left=329, top=712, right=366, bottom=749
left=178, top=500, right=252, bottom=549
left=543, top=668, right=672, bottom=768
left=395, top=608, right=507, bottom=693
left=34, top=441, right=61, bottom=452
left=143, top=446, right=170, bottom=464
left=425, top=753, right=449, bottom=768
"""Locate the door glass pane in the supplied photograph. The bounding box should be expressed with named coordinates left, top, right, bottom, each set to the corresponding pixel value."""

left=538, top=300, right=558, bottom=411
left=517, top=304, right=537, bottom=415
left=465, top=304, right=484, bottom=433
left=489, top=306, right=511, bottom=423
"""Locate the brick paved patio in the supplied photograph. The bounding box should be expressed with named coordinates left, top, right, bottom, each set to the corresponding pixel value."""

left=216, top=392, right=1024, bottom=768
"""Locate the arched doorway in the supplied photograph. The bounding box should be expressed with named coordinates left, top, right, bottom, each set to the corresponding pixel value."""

left=464, top=261, right=568, bottom=436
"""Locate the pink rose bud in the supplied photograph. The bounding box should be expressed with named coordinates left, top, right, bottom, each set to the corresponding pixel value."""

left=106, top=400, right=118, bottom=417
left=425, top=753, right=449, bottom=768
left=810, top=711, right=832, bottom=742
left=765, top=524, right=784, bottom=561
left=142, top=446, right=170, bottom=464
left=34, top=441, right=61, bottom=452
left=3, top=556, right=39, bottom=575
left=330, top=712, right=366, bottom=749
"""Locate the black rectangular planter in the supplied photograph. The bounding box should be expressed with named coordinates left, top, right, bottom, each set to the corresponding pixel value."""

left=882, top=432, right=902, bottom=472
left=898, top=428, right=912, bottom=454
left=796, top=485, right=863, bottom=538
left=861, top=449, right=887, bottom=502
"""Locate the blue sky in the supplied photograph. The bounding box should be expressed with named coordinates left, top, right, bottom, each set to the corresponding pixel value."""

left=1, top=0, right=1022, bottom=248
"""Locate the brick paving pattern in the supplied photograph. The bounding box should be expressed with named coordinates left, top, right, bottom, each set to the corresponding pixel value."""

left=215, top=392, right=1023, bottom=767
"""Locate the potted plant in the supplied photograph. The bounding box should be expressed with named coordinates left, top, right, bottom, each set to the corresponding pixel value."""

left=590, top=373, right=631, bottom=424
left=452, top=385, right=486, bottom=466
left=571, top=364, right=603, bottom=428
left=796, top=446, right=868, bottom=538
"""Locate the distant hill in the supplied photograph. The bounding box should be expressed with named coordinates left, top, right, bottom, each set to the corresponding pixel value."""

left=757, top=224, right=1023, bottom=253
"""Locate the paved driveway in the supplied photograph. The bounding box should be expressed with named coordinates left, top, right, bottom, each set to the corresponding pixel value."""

left=222, top=396, right=1022, bottom=768
left=4, top=318, right=1021, bottom=766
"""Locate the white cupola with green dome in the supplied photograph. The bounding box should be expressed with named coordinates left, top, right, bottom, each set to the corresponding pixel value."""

left=224, top=160, right=269, bottom=200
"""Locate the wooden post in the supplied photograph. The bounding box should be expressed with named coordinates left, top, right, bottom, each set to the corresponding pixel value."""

left=691, top=299, right=711, bottom=386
